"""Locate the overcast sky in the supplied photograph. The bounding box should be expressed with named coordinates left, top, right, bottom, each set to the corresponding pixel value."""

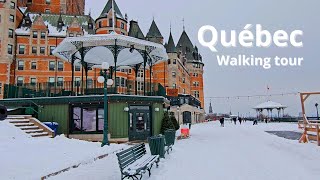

left=86, top=0, right=320, bottom=117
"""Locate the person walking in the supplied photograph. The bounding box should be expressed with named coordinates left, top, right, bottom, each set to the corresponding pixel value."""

left=233, top=117, right=237, bottom=125
left=253, top=119, right=258, bottom=125
left=239, top=117, right=242, bottom=125
left=219, top=117, right=225, bottom=127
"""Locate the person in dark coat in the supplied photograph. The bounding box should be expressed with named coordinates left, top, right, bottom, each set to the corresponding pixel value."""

left=238, top=117, right=242, bottom=125
left=253, top=119, right=258, bottom=125
left=219, top=117, right=225, bottom=127
left=233, top=117, right=237, bottom=125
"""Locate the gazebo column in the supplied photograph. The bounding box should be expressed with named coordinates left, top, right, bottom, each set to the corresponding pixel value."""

left=143, top=50, right=147, bottom=96
left=84, top=63, right=88, bottom=95
left=149, top=62, right=153, bottom=96
left=113, top=40, right=118, bottom=94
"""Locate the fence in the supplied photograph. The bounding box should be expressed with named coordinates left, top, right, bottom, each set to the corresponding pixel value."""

left=4, top=80, right=166, bottom=99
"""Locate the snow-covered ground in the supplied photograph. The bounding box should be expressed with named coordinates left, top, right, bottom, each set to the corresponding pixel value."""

left=2, top=120, right=320, bottom=180
left=49, top=121, right=320, bottom=180
left=0, top=121, right=126, bottom=180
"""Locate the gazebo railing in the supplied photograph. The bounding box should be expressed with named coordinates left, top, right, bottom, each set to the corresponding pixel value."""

left=3, top=80, right=166, bottom=99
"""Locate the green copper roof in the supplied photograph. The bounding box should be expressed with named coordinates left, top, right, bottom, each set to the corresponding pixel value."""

left=128, top=20, right=145, bottom=40
left=166, top=32, right=176, bottom=53
left=99, top=0, right=124, bottom=19
left=146, top=20, right=163, bottom=39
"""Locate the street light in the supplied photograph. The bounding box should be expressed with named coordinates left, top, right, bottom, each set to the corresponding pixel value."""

left=97, top=62, right=114, bottom=147
left=315, top=103, right=319, bottom=120
left=177, top=106, right=180, bottom=124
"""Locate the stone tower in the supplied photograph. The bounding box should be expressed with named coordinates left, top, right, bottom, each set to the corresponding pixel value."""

left=0, top=0, right=17, bottom=98
left=95, top=0, right=128, bottom=35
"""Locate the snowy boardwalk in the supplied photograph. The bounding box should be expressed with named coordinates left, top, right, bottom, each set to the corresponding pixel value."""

left=51, top=122, right=320, bottom=180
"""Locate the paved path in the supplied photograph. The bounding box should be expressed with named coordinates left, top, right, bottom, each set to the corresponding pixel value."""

left=51, top=122, right=320, bottom=180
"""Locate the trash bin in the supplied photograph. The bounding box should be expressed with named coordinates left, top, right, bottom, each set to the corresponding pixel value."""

left=43, top=122, right=59, bottom=136
left=164, top=129, right=176, bottom=146
left=148, top=135, right=166, bottom=158
left=0, top=105, right=8, bottom=121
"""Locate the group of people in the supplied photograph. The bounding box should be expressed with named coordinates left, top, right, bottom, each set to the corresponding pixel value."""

left=219, top=117, right=250, bottom=127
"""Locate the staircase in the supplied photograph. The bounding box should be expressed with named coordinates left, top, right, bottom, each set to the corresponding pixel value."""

left=6, top=115, right=54, bottom=138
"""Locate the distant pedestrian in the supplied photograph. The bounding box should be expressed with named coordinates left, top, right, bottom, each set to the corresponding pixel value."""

left=189, top=123, right=192, bottom=129
left=233, top=117, right=237, bottom=125
left=253, top=119, right=258, bottom=125
left=238, top=117, right=242, bottom=125
left=219, top=117, right=225, bottom=127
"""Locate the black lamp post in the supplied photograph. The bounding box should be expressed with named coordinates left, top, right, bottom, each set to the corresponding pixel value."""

left=315, top=103, right=319, bottom=120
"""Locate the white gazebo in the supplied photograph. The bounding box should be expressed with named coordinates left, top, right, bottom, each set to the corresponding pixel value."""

left=253, top=101, right=287, bottom=120
left=53, top=33, right=168, bottom=95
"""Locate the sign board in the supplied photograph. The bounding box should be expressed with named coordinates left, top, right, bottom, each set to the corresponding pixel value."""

left=167, top=89, right=178, bottom=97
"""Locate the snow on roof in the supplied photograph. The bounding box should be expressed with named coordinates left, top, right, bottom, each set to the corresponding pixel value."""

left=53, top=33, right=168, bottom=66
left=15, top=13, right=94, bottom=37
left=253, top=101, right=287, bottom=109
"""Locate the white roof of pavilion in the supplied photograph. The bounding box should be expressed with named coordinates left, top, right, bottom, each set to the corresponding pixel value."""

left=253, top=101, right=287, bottom=110
left=53, top=33, right=168, bottom=67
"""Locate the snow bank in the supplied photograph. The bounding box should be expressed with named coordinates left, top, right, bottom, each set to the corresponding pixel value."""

left=0, top=121, right=127, bottom=180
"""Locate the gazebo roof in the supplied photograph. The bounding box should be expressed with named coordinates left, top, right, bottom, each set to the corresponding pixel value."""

left=253, top=101, right=287, bottom=110
left=52, top=33, right=168, bottom=67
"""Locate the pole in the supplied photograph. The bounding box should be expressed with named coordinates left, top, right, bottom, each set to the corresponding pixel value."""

left=102, top=69, right=109, bottom=146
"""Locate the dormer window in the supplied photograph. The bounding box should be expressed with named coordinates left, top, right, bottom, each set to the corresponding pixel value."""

left=33, top=31, right=38, bottom=38
left=88, top=23, right=93, bottom=29
left=45, top=9, right=50, bottom=13
left=109, top=19, right=113, bottom=27
left=41, top=32, right=46, bottom=39
left=46, top=0, right=51, bottom=4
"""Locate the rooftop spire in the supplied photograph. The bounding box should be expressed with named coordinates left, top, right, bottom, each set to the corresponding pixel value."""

left=166, top=26, right=176, bottom=53
left=99, top=0, right=124, bottom=19
left=146, top=20, right=163, bottom=39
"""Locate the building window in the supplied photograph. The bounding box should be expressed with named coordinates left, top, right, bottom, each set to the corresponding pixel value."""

left=49, top=61, right=55, bottom=71
left=0, top=83, right=2, bottom=95
left=121, top=22, right=125, bottom=29
left=19, top=45, right=25, bottom=54
left=172, top=83, right=176, bottom=89
left=48, top=77, right=55, bottom=86
left=33, top=31, right=38, bottom=38
left=31, top=62, right=37, bottom=70
left=17, top=77, right=24, bottom=86
left=69, top=33, right=74, bottom=37
left=18, top=61, right=24, bottom=70
left=32, top=47, right=37, bottom=54
left=173, top=59, right=177, bottom=64
left=57, top=77, right=63, bottom=87
left=75, top=77, right=81, bottom=86
left=58, top=61, right=64, bottom=71
left=46, top=0, right=51, bottom=4
left=50, top=46, right=55, bottom=55
left=8, top=29, right=14, bottom=38
left=40, top=47, right=45, bottom=54
left=172, top=72, right=176, bottom=78
left=27, top=0, right=32, bottom=3
left=9, top=14, right=14, bottom=22
left=10, top=1, right=15, bottom=9
left=109, top=19, right=113, bottom=27
left=40, top=32, right=46, bottom=39
left=98, top=21, right=102, bottom=28
left=30, top=78, right=36, bottom=86
left=45, top=9, right=50, bottom=13
left=194, top=91, right=200, bottom=98
left=7, top=44, right=13, bottom=54
left=75, top=63, right=81, bottom=71
left=76, top=34, right=81, bottom=37
left=182, top=78, right=186, bottom=83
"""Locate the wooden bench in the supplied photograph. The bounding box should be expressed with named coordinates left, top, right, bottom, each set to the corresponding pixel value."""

left=116, top=143, right=160, bottom=180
